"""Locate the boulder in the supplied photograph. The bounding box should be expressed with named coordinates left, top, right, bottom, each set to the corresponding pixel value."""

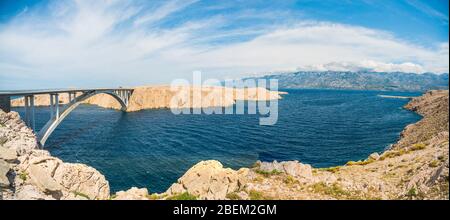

left=166, top=160, right=249, bottom=200
left=28, top=162, right=62, bottom=196
left=0, top=146, right=17, bottom=162
left=256, top=160, right=313, bottom=179
left=20, top=153, right=110, bottom=200
left=15, top=185, right=54, bottom=200
left=369, top=153, right=380, bottom=161
left=0, top=159, right=10, bottom=188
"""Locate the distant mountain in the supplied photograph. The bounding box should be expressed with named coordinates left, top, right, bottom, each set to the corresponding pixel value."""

left=243, top=71, right=449, bottom=91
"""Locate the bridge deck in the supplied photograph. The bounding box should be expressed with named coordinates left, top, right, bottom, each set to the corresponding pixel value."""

left=0, top=88, right=134, bottom=96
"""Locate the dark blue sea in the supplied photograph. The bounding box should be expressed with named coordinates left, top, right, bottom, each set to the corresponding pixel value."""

left=13, top=89, right=422, bottom=193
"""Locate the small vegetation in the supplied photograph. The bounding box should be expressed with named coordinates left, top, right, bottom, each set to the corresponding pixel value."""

left=248, top=190, right=270, bottom=200
left=379, top=149, right=407, bottom=160
left=166, top=192, right=197, bottom=200
left=284, top=175, right=299, bottom=186
left=147, top=193, right=163, bottom=200
left=18, top=172, right=28, bottom=181
left=318, top=166, right=340, bottom=173
left=410, top=143, right=426, bottom=151
left=226, top=192, right=242, bottom=200
left=346, top=158, right=375, bottom=166
left=253, top=176, right=264, bottom=183
left=72, top=191, right=90, bottom=200
left=255, top=169, right=282, bottom=177
left=429, top=160, right=440, bottom=168
left=311, top=182, right=351, bottom=199
left=404, top=187, right=424, bottom=199
left=109, top=194, right=117, bottom=200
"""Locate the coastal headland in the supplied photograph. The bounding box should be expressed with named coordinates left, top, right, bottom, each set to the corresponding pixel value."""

left=1, top=89, right=448, bottom=200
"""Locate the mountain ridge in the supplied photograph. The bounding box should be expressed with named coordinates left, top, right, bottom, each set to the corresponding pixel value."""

left=242, top=71, right=449, bottom=92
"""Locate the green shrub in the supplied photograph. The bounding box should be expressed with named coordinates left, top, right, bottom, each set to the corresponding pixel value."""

left=406, top=188, right=417, bottom=198
left=379, top=149, right=407, bottom=160
left=147, top=193, right=162, bottom=200
left=410, top=143, right=426, bottom=151
left=311, top=182, right=351, bottom=198
left=318, top=166, right=340, bottom=173
left=284, top=175, right=299, bottom=186
left=248, top=190, right=270, bottom=200
left=226, top=192, right=242, bottom=200
left=166, top=192, right=197, bottom=200
left=255, top=169, right=282, bottom=177
left=72, top=191, right=90, bottom=200
left=429, top=160, right=440, bottom=168
left=19, top=172, right=27, bottom=181
left=346, top=158, right=374, bottom=166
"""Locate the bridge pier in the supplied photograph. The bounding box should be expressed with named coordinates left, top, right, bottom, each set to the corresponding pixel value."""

left=49, top=93, right=60, bottom=119
left=24, top=95, right=35, bottom=131
left=0, top=95, right=10, bottom=113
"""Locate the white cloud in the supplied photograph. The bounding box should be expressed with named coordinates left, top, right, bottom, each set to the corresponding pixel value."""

left=296, top=60, right=426, bottom=73
left=0, top=1, right=448, bottom=89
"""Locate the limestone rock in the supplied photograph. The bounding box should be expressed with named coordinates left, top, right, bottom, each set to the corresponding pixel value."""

left=0, top=159, right=11, bottom=188
left=15, top=185, right=54, bottom=200
left=166, top=160, right=248, bottom=200
left=114, top=187, right=149, bottom=200
left=369, top=153, right=380, bottom=161
left=0, top=146, right=17, bottom=162
left=28, top=162, right=62, bottom=195
left=0, top=110, right=38, bottom=155
left=17, top=153, right=110, bottom=200
left=256, top=160, right=313, bottom=179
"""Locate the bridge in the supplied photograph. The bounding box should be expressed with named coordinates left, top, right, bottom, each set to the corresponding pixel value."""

left=0, top=88, right=134, bottom=146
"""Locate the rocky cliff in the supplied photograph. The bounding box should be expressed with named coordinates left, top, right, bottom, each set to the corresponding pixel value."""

left=0, top=110, right=109, bottom=200
left=11, top=86, right=284, bottom=111
left=2, top=90, right=449, bottom=200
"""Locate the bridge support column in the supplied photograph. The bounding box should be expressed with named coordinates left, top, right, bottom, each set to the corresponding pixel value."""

left=0, top=95, right=10, bottom=113
left=24, top=95, right=35, bottom=131
left=55, top=94, right=60, bottom=119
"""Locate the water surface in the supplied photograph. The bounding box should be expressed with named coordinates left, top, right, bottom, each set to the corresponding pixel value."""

left=13, top=89, right=422, bottom=193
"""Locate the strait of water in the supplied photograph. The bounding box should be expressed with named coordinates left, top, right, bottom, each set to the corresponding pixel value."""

left=13, top=89, right=422, bottom=193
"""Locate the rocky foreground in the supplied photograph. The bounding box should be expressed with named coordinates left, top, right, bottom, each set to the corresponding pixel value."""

left=1, top=90, right=448, bottom=200
left=11, top=85, right=284, bottom=112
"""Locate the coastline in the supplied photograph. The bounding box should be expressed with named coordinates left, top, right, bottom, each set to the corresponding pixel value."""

left=1, top=90, right=448, bottom=200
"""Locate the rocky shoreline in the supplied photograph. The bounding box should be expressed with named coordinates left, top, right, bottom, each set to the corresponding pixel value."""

left=1, top=90, right=448, bottom=200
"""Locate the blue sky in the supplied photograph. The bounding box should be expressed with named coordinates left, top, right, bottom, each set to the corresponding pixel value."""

left=0, top=0, right=448, bottom=89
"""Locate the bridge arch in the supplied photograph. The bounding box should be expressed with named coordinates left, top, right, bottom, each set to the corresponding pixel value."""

left=37, top=90, right=130, bottom=146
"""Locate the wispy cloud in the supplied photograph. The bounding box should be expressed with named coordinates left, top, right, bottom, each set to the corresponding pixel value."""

left=133, top=0, right=198, bottom=26
left=406, top=0, right=448, bottom=24
left=0, top=0, right=448, bottom=89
